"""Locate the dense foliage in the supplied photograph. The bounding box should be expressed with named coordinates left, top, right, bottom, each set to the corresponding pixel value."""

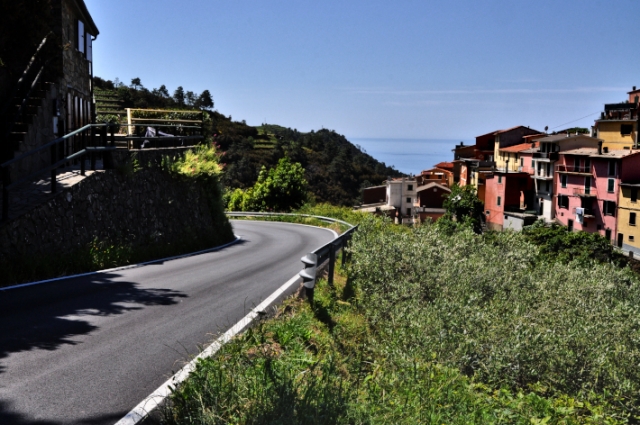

left=228, top=157, right=308, bottom=212
left=93, top=76, right=214, bottom=111
left=164, top=211, right=640, bottom=424
left=213, top=119, right=403, bottom=206
left=440, top=183, right=485, bottom=233
left=522, top=220, right=629, bottom=267
left=93, top=77, right=402, bottom=206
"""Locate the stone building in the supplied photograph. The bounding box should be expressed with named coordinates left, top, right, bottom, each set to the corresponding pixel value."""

left=1, top=0, right=99, bottom=176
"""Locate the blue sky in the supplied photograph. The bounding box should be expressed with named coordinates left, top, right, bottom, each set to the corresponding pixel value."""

left=86, top=0, right=639, bottom=141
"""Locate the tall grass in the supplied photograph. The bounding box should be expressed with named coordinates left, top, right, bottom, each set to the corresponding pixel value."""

left=164, top=215, right=635, bottom=423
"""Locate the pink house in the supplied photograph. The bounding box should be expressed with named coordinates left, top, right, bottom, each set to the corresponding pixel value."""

left=555, top=144, right=640, bottom=242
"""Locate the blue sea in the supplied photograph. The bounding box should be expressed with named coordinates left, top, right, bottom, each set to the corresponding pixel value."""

left=350, top=138, right=470, bottom=176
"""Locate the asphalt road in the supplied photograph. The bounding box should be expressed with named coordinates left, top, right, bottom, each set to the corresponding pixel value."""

left=0, top=220, right=335, bottom=425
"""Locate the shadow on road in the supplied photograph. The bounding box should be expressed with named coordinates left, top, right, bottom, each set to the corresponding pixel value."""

left=0, top=271, right=187, bottom=375
left=0, top=400, right=127, bottom=425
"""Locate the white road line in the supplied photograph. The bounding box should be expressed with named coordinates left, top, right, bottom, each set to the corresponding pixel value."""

left=0, top=237, right=242, bottom=292
left=113, top=273, right=301, bottom=425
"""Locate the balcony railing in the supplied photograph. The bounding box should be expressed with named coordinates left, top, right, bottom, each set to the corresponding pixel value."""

left=556, top=164, right=592, bottom=174
left=533, top=152, right=558, bottom=160
left=573, top=187, right=596, bottom=197
left=533, top=169, right=553, bottom=179
left=573, top=207, right=595, bottom=217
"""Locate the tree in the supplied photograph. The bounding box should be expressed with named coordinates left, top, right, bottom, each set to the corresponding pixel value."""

left=185, top=91, right=196, bottom=107
left=197, top=89, right=214, bottom=110
left=157, top=84, right=169, bottom=98
left=441, top=184, right=484, bottom=233
left=173, top=86, right=185, bottom=105
left=130, top=77, right=142, bottom=90
left=230, top=157, right=308, bottom=212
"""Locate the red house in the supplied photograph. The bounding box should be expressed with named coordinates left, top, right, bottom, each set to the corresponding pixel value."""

left=554, top=144, right=640, bottom=241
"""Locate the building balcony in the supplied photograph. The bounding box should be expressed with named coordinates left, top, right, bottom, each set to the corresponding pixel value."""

left=604, top=102, right=635, bottom=112
left=533, top=152, right=559, bottom=160
left=532, top=170, right=554, bottom=180
left=572, top=206, right=595, bottom=218
left=556, top=164, right=592, bottom=176
left=573, top=188, right=596, bottom=198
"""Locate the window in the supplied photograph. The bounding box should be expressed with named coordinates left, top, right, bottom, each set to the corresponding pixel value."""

left=608, top=161, right=616, bottom=176
left=86, top=35, right=92, bottom=62
left=406, top=197, right=411, bottom=203
left=558, top=195, right=569, bottom=209
left=568, top=219, right=574, bottom=232
left=520, top=157, right=524, bottom=166
left=585, top=176, right=591, bottom=195
left=604, top=200, right=616, bottom=216
left=631, top=212, right=637, bottom=226
left=545, top=181, right=550, bottom=192
left=498, top=175, right=502, bottom=184
left=77, top=20, right=85, bottom=53
left=632, top=188, right=638, bottom=203
left=497, top=196, right=501, bottom=206
left=406, top=208, right=411, bottom=216
left=561, top=174, right=567, bottom=188
left=631, top=235, right=636, bottom=242
left=584, top=159, right=591, bottom=173
left=608, top=178, right=615, bottom=193
left=407, top=184, right=413, bottom=191
left=621, top=124, right=633, bottom=135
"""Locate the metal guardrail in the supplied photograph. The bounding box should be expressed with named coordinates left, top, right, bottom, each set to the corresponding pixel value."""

left=226, top=211, right=358, bottom=302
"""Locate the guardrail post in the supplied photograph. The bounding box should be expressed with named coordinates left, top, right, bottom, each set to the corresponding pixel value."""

left=300, top=253, right=317, bottom=303
left=328, top=241, right=337, bottom=287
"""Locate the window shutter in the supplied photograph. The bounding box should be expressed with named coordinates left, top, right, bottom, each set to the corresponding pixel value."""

left=77, top=20, right=85, bottom=53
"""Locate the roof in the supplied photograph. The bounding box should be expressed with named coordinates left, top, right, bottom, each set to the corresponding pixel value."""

left=500, top=141, right=539, bottom=153
left=362, top=185, right=386, bottom=190
left=560, top=147, right=640, bottom=159
left=538, top=134, right=602, bottom=143
left=421, top=167, right=452, bottom=175
left=416, top=182, right=451, bottom=193
left=74, top=0, right=100, bottom=36
left=434, top=161, right=454, bottom=170
left=629, top=87, right=640, bottom=95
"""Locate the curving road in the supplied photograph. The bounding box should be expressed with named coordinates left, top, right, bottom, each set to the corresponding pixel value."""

left=0, top=220, right=334, bottom=425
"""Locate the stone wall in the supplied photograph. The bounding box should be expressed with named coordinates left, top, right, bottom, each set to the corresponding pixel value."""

left=0, top=167, right=232, bottom=260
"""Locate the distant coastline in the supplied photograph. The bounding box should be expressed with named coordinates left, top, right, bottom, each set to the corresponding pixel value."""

left=350, top=138, right=473, bottom=175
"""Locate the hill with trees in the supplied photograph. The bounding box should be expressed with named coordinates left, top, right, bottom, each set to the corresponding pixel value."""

left=93, top=77, right=402, bottom=206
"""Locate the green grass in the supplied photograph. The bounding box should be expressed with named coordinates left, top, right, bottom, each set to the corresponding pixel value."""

left=163, top=242, right=627, bottom=424
left=163, top=212, right=637, bottom=424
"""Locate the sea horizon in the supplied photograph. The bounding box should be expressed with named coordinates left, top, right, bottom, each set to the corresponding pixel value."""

left=350, top=137, right=473, bottom=176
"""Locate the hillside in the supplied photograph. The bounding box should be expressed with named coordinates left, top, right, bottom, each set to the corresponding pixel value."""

left=93, top=77, right=403, bottom=206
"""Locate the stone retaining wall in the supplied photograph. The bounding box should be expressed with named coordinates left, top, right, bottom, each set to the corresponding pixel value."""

left=0, top=167, right=230, bottom=259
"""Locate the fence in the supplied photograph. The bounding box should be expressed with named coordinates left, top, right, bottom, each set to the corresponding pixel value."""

left=1, top=120, right=205, bottom=221
left=225, top=211, right=358, bottom=301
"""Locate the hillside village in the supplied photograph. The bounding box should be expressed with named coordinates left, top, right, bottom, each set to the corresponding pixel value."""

left=360, top=87, right=640, bottom=255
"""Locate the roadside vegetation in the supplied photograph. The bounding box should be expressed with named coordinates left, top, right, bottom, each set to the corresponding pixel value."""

left=164, top=206, right=640, bottom=424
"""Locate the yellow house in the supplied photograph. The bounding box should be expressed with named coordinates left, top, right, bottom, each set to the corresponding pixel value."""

left=618, top=183, right=640, bottom=256
left=491, top=126, right=544, bottom=168
left=593, top=86, right=639, bottom=150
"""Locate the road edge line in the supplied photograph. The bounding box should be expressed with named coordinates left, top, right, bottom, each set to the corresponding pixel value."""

left=113, top=273, right=302, bottom=425
left=0, top=237, right=242, bottom=292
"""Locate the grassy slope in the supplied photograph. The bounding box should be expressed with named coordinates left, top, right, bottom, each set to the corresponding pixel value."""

left=163, top=208, right=637, bottom=424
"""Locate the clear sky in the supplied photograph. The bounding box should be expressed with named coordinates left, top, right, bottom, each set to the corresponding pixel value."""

left=86, top=0, right=640, bottom=141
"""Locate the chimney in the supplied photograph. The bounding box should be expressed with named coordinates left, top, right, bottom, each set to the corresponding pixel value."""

left=598, top=141, right=603, bottom=155
left=634, top=86, right=637, bottom=91
left=604, top=147, right=609, bottom=153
